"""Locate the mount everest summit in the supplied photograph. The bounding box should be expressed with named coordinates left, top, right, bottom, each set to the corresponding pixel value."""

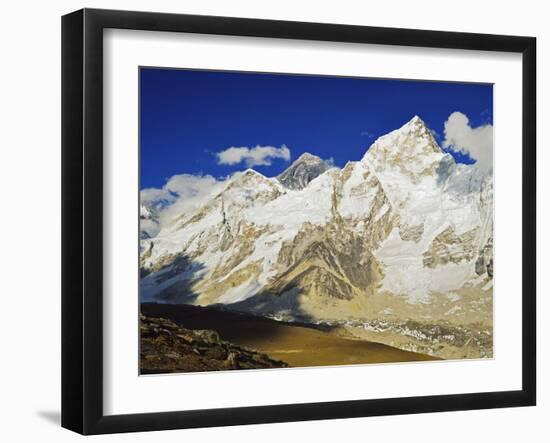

left=140, top=116, right=493, bottom=359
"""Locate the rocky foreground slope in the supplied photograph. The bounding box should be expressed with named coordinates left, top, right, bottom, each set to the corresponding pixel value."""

left=140, top=313, right=287, bottom=373
left=139, top=116, right=494, bottom=359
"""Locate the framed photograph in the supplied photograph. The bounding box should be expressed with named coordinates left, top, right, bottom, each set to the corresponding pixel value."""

left=62, top=8, right=536, bottom=435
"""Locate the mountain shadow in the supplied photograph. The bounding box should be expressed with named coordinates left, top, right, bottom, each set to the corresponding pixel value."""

left=435, top=154, right=455, bottom=187
left=212, top=285, right=336, bottom=331
left=140, top=297, right=437, bottom=370
left=139, top=252, right=205, bottom=305
left=140, top=281, right=337, bottom=351
left=140, top=301, right=307, bottom=344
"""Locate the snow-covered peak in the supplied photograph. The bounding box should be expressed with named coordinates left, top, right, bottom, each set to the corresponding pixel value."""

left=219, top=168, right=283, bottom=207
left=277, top=152, right=331, bottom=190
left=364, top=116, right=440, bottom=160
left=403, top=114, right=426, bottom=131
left=242, top=168, right=266, bottom=177
left=396, top=115, right=431, bottom=136
left=362, top=115, right=444, bottom=184
left=224, top=168, right=272, bottom=188
left=296, top=152, right=322, bottom=162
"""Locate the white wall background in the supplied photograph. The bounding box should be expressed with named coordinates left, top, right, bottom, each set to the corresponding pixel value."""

left=0, top=0, right=545, bottom=441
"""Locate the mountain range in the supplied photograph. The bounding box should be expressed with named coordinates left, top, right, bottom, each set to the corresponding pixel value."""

left=139, top=116, right=493, bottom=359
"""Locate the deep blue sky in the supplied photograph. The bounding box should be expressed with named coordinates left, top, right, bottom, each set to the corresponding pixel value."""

left=140, top=68, right=493, bottom=189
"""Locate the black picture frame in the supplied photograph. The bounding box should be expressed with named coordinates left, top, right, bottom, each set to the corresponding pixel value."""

left=62, top=8, right=537, bottom=435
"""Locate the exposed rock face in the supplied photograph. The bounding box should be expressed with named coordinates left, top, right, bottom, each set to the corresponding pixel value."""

left=476, top=238, right=494, bottom=278
left=139, top=116, right=494, bottom=358
left=277, top=152, right=331, bottom=190
left=140, top=314, right=288, bottom=373
left=422, top=226, right=479, bottom=268
left=364, top=115, right=444, bottom=185
left=344, top=317, right=493, bottom=360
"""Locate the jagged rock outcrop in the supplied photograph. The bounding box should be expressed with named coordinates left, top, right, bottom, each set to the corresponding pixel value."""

left=140, top=314, right=288, bottom=373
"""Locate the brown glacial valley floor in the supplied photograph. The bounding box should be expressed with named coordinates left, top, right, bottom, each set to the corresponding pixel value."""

left=141, top=303, right=437, bottom=372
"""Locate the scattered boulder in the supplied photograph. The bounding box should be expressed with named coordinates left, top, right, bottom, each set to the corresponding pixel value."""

left=140, top=313, right=287, bottom=374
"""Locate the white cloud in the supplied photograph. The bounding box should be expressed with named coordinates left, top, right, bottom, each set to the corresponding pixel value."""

left=140, top=144, right=290, bottom=236
left=140, top=174, right=227, bottom=228
left=443, top=111, right=493, bottom=171
left=140, top=187, right=175, bottom=206
left=216, top=144, right=291, bottom=167
left=164, top=174, right=219, bottom=197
